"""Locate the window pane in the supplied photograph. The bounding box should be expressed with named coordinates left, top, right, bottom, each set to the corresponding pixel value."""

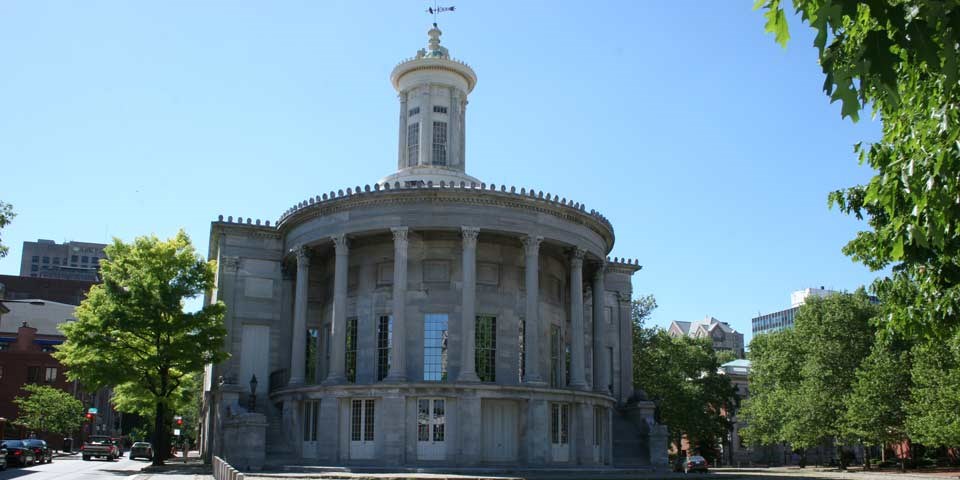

left=551, top=403, right=559, bottom=444
left=306, top=328, right=319, bottom=384
left=423, top=314, right=448, bottom=381
left=345, top=318, right=358, bottom=383
left=418, top=399, right=430, bottom=441
left=351, top=400, right=362, bottom=441
left=364, top=399, right=375, bottom=442
left=518, top=317, right=525, bottom=382
left=550, top=326, right=561, bottom=387
left=433, top=399, right=445, bottom=442
left=432, top=121, right=447, bottom=166
left=475, top=316, right=496, bottom=382
left=44, top=367, right=57, bottom=382
left=377, top=316, right=392, bottom=381
left=407, top=123, right=420, bottom=167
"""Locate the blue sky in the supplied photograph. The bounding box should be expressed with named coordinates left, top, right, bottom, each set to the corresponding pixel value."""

left=0, top=1, right=881, bottom=344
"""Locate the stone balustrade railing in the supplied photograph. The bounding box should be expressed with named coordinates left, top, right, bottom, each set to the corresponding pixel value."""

left=213, top=455, right=244, bottom=480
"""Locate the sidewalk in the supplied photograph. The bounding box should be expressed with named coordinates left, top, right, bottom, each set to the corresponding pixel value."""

left=131, top=450, right=212, bottom=480
left=712, top=466, right=960, bottom=480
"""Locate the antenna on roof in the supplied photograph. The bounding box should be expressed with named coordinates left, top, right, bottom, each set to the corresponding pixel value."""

left=426, top=1, right=455, bottom=25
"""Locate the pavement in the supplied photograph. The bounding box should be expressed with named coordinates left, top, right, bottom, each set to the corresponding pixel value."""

left=0, top=450, right=211, bottom=480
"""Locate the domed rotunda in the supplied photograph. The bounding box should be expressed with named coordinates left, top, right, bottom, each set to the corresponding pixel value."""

left=201, top=25, right=667, bottom=470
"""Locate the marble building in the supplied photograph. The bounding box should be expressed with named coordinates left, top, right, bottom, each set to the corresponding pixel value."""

left=201, top=24, right=667, bottom=469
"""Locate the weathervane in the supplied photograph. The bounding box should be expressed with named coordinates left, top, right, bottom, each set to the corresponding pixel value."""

left=426, top=1, right=455, bottom=26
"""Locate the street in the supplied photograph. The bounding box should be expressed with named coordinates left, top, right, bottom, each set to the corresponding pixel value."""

left=0, top=454, right=149, bottom=480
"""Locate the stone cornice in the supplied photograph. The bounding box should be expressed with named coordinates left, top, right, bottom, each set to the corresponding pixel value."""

left=209, top=218, right=281, bottom=240
left=605, top=256, right=643, bottom=276
left=391, top=56, right=477, bottom=93
left=275, top=183, right=616, bottom=250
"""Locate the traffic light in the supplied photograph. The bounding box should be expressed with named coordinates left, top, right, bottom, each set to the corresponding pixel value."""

left=85, top=413, right=94, bottom=421
left=174, top=415, right=183, bottom=427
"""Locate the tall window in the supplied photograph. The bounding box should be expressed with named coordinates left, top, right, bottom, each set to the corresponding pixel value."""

left=346, top=317, right=358, bottom=383
left=322, top=324, right=331, bottom=380
left=432, top=121, right=447, bottom=166
left=550, top=325, right=561, bottom=387
left=607, top=347, right=614, bottom=393
left=565, top=343, right=571, bottom=386
left=27, top=366, right=40, bottom=384
left=377, top=315, right=393, bottom=381
left=303, top=400, right=319, bottom=442
left=407, top=123, right=420, bottom=167
left=351, top=399, right=375, bottom=442
left=306, top=328, right=319, bottom=383
left=475, top=316, right=496, bottom=382
left=551, top=403, right=570, bottom=445
left=423, top=314, right=448, bottom=381
left=594, top=406, right=604, bottom=447
left=44, top=367, right=57, bottom=383
left=518, top=317, right=525, bottom=382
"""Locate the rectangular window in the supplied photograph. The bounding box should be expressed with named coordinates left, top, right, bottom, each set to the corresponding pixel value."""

left=408, top=106, right=420, bottom=117
left=551, top=403, right=570, bottom=445
left=71, top=255, right=78, bottom=262
left=418, top=398, right=446, bottom=443
left=407, top=122, right=420, bottom=167
left=433, top=105, right=447, bottom=114
left=565, top=343, right=571, bottom=386
left=27, top=366, right=41, bottom=383
left=476, top=316, right=496, bottom=382
left=303, top=400, right=320, bottom=442
left=607, top=347, right=614, bottom=393
left=377, top=315, right=393, bottom=381
left=432, top=121, right=447, bottom=165
left=423, top=314, right=449, bottom=381
left=42, top=256, right=50, bottom=264
left=53, top=257, right=60, bottom=265
left=351, top=399, right=375, bottom=442
left=594, top=406, right=604, bottom=446
left=44, top=367, right=57, bottom=382
left=31, top=265, right=38, bottom=272
left=550, top=325, right=561, bottom=387
left=306, top=328, right=319, bottom=384
left=345, top=317, right=358, bottom=383
left=518, top=317, right=525, bottom=382
left=81, top=256, right=89, bottom=263
left=31, top=256, right=39, bottom=263
left=322, top=324, right=331, bottom=380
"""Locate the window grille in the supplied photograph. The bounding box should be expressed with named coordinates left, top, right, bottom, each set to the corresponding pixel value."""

left=433, top=105, right=447, bottom=114
left=475, top=316, right=496, bottom=382
left=432, top=121, right=447, bottom=166
left=408, top=106, right=420, bottom=117
left=550, top=325, right=561, bottom=387
left=345, top=317, right=358, bottom=383
left=551, top=403, right=570, bottom=445
left=377, top=315, right=392, bottom=381
left=407, top=123, right=420, bottom=167
left=423, top=314, right=448, bottom=381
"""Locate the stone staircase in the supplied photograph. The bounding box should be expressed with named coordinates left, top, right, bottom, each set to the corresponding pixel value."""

left=612, top=409, right=651, bottom=467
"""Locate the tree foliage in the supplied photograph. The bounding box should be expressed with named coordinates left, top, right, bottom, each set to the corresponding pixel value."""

left=632, top=298, right=737, bottom=453
left=12, top=384, right=84, bottom=437
left=741, top=292, right=879, bottom=456
left=54, top=231, right=227, bottom=465
left=906, top=332, right=960, bottom=446
left=755, top=1, right=960, bottom=339
left=843, top=332, right=913, bottom=450
left=0, top=200, right=14, bottom=258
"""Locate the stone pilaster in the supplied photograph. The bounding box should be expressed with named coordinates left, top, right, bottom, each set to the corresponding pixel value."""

left=592, top=265, right=607, bottom=393
left=569, top=248, right=588, bottom=389
left=420, top=85, right=432, bottom=166
left=458, top=226, right=481, bottom=382
left=398, top=92, right=408, bottom=169
left=386, top=227, right=408, bottom=382
left=522, top=235, right=545, bottom=385
left=324, top=234, right=349, bottom=384
left=618, top=292, right=634, bottom=402
left=288, top=246, right=309, bottom=385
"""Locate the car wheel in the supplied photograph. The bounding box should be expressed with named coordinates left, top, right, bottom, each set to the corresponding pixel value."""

left=82, top=455, right=90, bottom=461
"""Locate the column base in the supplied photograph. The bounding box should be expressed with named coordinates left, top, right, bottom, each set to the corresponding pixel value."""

left=321, top=374, right=346, bottom=386
left=383, top=372, right=407, bottom=383
left=456, top=372, right=481, bottom=383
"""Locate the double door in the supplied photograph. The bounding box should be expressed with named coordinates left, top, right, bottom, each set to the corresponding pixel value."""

left=417, top=398, right=446, bottom=460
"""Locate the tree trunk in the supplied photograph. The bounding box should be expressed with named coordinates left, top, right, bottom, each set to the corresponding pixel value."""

left=152, top=400, right=167, bottom=466
left=864, top=443, right=871, bottom=470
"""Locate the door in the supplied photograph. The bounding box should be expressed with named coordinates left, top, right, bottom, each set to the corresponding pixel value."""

left=240, top=325, right=270, bottom=399
left=349, top=399, right=375, bottom=460
left=302, top=400, right=319, bottom=458
left=482, top=400, right=519, bottom=462
left=417, top=398, right=446, bottom=460
left=550, top=403, right=570, bottom=462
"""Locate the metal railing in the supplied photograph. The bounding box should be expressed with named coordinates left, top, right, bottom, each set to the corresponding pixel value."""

left=268, top=368, right=288, bottom=393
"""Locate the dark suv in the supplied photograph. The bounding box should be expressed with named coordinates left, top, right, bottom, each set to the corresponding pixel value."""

left=24, top=439, right=52, bottom=464
left=1, top=440, right=36, bottom=467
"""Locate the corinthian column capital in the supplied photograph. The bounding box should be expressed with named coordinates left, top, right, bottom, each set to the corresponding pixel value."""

left=331, top=234, right=349, bottom=255
left=293, top=245, right=310, bottom=268
left=391, top=227, right=409, bottom=248
left=461, top=226, right=480, bottom=248
left=570, top=247, right=586, bottom=268
left=522, top=235, right=543, bottom=255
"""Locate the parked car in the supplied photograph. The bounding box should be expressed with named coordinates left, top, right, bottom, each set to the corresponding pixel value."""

left=1, top=440, right=36, bottom=467
left=110, top=438, right=124, bottom=458
left=129, top=442, right=153, bottom=461
left=0, top=445, right=6, bottom=470
left=23, top=439, right=52, bottom=464
left=684, top=455, right=709, bottom=473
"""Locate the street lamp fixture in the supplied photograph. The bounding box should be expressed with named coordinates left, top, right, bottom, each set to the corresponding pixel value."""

left=248, top=374, right=258, bottom=411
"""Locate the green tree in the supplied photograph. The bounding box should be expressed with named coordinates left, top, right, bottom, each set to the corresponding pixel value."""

left=0, top=200, right=15, bottom=258
left=843, top=332, right=913, bottom=470
left=740, top=329, right=804, bottom=452
left=755, top=1, right=960, bottom=340
left=13, top=384, right=84, bottom=442
left=906, top=332, right=960, bottom=448
left=715, top=350, right=739, bottom=365
left=633, top=298, right=737, bottom=457
left=55, top=231, right=227, bottom=465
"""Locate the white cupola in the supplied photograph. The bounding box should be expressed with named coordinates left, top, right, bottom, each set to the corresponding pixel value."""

left=380, top=24, right=479, bottom=186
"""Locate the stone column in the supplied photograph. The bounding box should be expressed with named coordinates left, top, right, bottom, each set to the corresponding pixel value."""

left=592, top=265, right=608, bottom=393
left=618, top=293, right=634, bottom=402
left=449, top=88, right=460, bottom=168
left=386, top=227, right=408, bottom=382
left=420, top=85, right=432, bottom=166
left=324, top=234, right=349, bottom=384
left=522, top=235, right=545, bottom=385
left=398, top=92, right=408, bottom=169
left=288, top=246, right=309, bottom=385
left=569, top=248, right=588, bottom=390
left=458, top=227, right=481, bottom=382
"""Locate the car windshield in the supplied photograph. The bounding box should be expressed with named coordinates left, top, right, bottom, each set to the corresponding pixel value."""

left=2, top=441, right=22, bottom=448
left=89, top=436, right=111, bottom=444
left=689, top=456, right=706, bottom=462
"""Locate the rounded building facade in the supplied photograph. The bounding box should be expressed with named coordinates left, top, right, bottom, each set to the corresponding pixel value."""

left=202, top=26, right=665, bottom=469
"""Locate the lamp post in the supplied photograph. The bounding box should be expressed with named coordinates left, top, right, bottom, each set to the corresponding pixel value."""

left=248, top=375, right=258, bottom=411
